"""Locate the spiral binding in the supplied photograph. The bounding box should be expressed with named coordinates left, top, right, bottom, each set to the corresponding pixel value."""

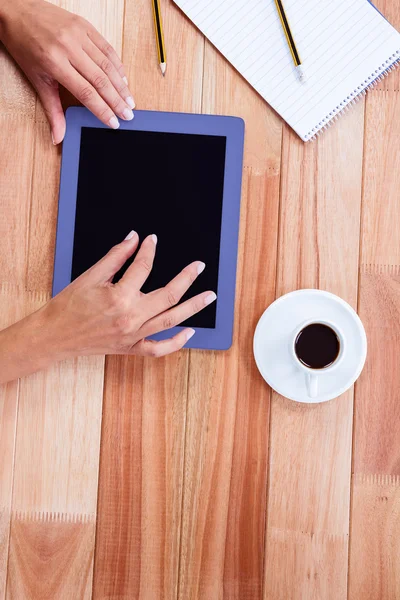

left=305, top=50, right=400, bottom=142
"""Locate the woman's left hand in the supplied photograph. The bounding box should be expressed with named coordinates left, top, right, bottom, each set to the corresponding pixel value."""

left=0, top=0, right=135, bottom=144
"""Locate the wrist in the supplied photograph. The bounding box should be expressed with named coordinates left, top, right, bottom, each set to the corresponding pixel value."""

left=0, top=306, right=66, bottom=384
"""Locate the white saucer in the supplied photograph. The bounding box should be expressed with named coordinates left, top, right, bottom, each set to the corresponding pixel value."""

left=253, top=290, right=367, bottom=403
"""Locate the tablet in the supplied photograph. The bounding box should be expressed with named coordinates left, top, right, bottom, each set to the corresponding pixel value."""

left=53, top=108, right=245, bottom=350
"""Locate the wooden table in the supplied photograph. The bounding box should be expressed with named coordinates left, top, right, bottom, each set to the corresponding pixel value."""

left=1, top=0, right=399, bottom=598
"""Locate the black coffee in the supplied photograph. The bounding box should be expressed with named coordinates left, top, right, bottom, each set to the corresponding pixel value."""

left=295, top=323, right=340, bottom=370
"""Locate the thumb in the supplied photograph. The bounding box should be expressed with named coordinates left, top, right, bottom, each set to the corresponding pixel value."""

left=36, top=79, right=66, bottom=145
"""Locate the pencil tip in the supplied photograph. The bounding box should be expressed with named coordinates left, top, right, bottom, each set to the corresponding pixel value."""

left=160, top=62, right=167, bottom=76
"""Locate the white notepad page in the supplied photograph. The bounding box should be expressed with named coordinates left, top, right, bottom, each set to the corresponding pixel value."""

left=174, top=0, right=400, bottom=140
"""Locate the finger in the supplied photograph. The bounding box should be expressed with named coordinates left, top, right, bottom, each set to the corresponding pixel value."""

left=35, top=78, right=66, bottom=145
left=57, top=63, right=121, bottom=129
left=119, top=234, right=157, bottom=291
left=130, top=328, right=196, bottom=358
left=139, top=291, right=217, bottom=338
left=87, top=27, right=127, bottom=82
left=69, top=51, right=133, bottom=122
left=144, top=261, right=206, bottom=318
left=84, top=39, right=135, bottom=110
left=82, top=230, right=139, bottom=285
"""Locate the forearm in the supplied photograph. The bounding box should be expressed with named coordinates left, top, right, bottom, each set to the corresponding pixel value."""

left=0, top=307, right=66, bottom=384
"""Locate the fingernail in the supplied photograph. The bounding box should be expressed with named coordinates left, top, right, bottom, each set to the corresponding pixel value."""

left=204, top=292, right=217, bottom=306
left=151, top=234, right=158, bottom=245
left=123, top=76, right=128, bottom=85
left=109, top=116, right=120, bottom=129
left=126, top=96, right=136, bottom=109
left=51, top=132, right=56, bottom=145
left=186, top=328, right=195, bottom=341
left=124, top=230, right=136, bottom=240
left=122, top=107, right=134, bottom=121
left=197, top=262, right=206, bottom=275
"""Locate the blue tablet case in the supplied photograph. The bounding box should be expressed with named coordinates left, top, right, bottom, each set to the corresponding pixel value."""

left=53, top=108, right=245, bottom=351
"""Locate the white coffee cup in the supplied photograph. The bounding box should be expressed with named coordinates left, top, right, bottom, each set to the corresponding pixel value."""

left=289, top=319, right=345, bottom=399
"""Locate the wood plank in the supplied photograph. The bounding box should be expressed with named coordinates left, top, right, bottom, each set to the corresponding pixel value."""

left=276, top=114, right=364, bottom=299
left=5, top=0, right=124, bottom=597
left=178, top=44, right=282, bottom=600
left=92, top=1, right=204, bottom=598
left=373, top=0, right=400, bottom=92
left=349, top=271, right=400, bottom=600
left=0, top=285, right=23, bottom=600
left=0, top=47, right=35, bottom=117
left=120, top=0, right=204, bottom=110
left=264, top=106, right=364, bottom=600
left=8, top=512, right=97, bottom=599
left=123, top=0, right=204, bottom=112
left=358, top=93, right=400, bottom=267
left=93, top=353, right=189, bottom=599
left=0, top=36, right=36, bottom=589
left=349, top=91, right=400, bottom=600
left=26, top=121, right=61, bottom=292
left=0, top=116, right=35, bottom=288
left=59, top=0, right=125, bottom=50
left=355, top=273, right=400, bottom=476
left=349, top=473, right=400, bottom=600
left=7, top=356, right=104, bottom=600
left=0, top=380, right=18, bottom=600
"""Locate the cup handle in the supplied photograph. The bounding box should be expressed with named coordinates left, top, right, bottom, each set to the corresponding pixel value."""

left=306, top=373, right=318, bottom=399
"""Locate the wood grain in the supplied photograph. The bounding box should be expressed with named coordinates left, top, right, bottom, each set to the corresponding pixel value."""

left=11, top=357, right=104, bottom=515
left=373, top=0, right=400, bottom=92
left=0, top=116, right=35, bottom=289
left=7, top=512, right=96, bottom=600
left=0, top=47, right=35, bottom=117
left=264, top=106, right=365, bottom=600
left=353, top=270, right=400, bottom=475
left=92, top=357, right=144, bottom=600
left=92, top=1, right=204, bottom=598
left=349, top=87, right=400, bottom=600
left=0, top=40, right=36, bottom=595
left=1, top=0, right=399, bottom=595
left=275, top=110, right=364, bottom=301
left=7, top=356, right=104, bottom=599
left=5, top=0, right=124, bottom=597
left=93, top=353, right=189, bottom=599
left=26, top=120, right=61, bottom=292
left=0, top=284, right=26, bottom=600
left=0, top=379, right=18, bottom=600
left=358, top=94, right=400, bottom=267
left=349, top=278, right=400, bottom=598
left=121, top=0, right=204, bottom=110
left=59, top=0, right=125, bottom=52
left=178, top=44, right=282, bottom=600
left=349, top=474, right=400, bottom=600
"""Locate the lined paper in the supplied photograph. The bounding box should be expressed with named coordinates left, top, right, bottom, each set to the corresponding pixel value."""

left=174, top=0, right=400, bottom=140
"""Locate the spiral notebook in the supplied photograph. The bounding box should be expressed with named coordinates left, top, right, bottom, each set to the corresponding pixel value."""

left=174, top=0, right=400, bottom=141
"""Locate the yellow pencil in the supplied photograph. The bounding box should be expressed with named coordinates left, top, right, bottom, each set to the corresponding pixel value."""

left=152, top=0, right=167, bottom=76
left=274, top=0, right=305, bottom=81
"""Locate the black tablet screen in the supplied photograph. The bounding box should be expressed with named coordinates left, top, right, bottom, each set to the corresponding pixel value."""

left=72, top=127, right=226, bottom=328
